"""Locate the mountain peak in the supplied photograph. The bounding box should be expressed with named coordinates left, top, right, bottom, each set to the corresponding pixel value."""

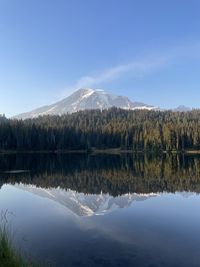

left=77, top=88, right=95, bottom=93
left=14, top=88, right=157, bottom=119
left=76, top=88, right=108, bottom=96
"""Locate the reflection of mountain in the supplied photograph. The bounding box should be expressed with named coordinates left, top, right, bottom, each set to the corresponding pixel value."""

left=179, top=192, right=195, bottom=198
left=1, top=153, right=200, bottom=195
left=13, top=183, right=158, bottom=217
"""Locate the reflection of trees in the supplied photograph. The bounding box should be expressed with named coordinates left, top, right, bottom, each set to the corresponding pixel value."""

left=1, top=153, right=200, bottom=195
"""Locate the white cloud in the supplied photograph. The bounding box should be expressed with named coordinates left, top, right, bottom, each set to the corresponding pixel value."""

left=60, top=42, right=200, bottom=98
left=60, top=55, right=169, bottom=98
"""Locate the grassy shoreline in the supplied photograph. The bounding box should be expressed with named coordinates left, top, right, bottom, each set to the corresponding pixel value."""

left=0, top=221, right=26, bottom=267
left=0, top=214, right=45, bottom=267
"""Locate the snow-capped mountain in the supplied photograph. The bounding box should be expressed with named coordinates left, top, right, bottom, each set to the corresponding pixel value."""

left=13, top=183, right=158, bottom=217
left=14, top=88, right=157, bottom=119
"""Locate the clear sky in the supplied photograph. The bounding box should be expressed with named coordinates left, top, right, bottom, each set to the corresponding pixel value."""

left=1, top=0, right=200, bottom=117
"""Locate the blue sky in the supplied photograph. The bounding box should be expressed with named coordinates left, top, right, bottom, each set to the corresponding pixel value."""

left=0, top=0, right=200, bottom=116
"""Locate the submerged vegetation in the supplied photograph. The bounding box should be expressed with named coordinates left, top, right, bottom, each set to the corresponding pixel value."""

left=0, top=108, right=200, bottom=152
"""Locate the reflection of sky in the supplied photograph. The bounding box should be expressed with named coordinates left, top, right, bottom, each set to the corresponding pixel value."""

left=1, top=184, right=200, bottom=266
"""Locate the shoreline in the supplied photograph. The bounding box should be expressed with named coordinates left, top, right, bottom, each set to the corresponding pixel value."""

left=0, top=148, right=200, bottom=155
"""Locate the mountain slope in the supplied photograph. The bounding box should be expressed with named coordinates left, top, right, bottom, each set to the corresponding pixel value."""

left=13, top=184, right=158, bottom=217
left=14, top=88, right=157, bottom=119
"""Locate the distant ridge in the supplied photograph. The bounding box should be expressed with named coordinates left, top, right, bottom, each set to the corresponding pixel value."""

left=173, top=105, right=192, bottom=112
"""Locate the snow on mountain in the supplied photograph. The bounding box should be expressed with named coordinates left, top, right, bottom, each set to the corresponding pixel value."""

left=13, top=183, right=159, bottom=217
left=14, top=88, right=157, bottom=119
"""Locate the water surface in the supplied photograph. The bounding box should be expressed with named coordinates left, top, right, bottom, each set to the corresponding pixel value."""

left=0, top=153, right=200, bottom=267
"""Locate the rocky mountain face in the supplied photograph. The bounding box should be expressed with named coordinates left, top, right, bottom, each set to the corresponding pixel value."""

left=14, top=88, right=157, bottom=119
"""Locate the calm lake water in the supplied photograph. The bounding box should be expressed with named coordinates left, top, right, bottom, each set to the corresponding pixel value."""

left=1, top=153, right=200, bottom=267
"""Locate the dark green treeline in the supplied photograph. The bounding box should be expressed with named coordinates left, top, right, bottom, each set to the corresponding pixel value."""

left=1, top=153, right=200, bottom=195
left=1, top=108, right=200, bottom=151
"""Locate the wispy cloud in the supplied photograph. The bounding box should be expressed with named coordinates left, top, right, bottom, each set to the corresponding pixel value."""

left=76, top=57, right=168, bottom=87
left=60, top=42, right=200, bottom=98
left=61, top=55, right=169, bottom=97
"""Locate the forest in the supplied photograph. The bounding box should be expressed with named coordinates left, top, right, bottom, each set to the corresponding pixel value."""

left=0, top=108, right=200, bottom=152
left=1, top=153, right=200, bottom=195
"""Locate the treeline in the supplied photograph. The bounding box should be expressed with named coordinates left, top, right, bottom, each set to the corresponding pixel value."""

left=1, top=108, right=200, bottom=151
left=1, top=153, right=200, bottom=195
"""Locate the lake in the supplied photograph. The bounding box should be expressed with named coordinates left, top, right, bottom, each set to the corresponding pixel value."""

left=1, top=153, right=200, bottom=267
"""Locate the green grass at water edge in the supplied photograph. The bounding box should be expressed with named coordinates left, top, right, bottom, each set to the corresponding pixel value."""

left=0, top=218, right=47, bottom=267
